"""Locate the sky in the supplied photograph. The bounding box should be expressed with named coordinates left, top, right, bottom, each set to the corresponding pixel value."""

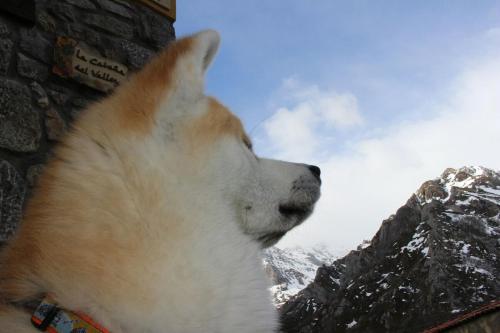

left=175, top=1, right=500, bottom=253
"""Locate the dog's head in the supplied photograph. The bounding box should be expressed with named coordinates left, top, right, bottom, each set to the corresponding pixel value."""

left=93, top=31, right=321, bottom=248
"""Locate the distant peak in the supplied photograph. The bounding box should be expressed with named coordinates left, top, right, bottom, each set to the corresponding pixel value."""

left=441, top=166, right=493, bottom=180
left=416, top=166, right=500, bottom=204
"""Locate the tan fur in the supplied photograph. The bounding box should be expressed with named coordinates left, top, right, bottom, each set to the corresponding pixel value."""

left=184, top=97, right=249, bottom=151
left=0, top=35, right=199, bottom=331
left=0, top=305, right=34, bottom=332
left=109, top=36, right=194, bottom=136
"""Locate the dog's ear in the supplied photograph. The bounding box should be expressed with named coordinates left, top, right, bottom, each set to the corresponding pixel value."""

left=192, top=30, right=220, bottom=73
left=106, top=31, right=221, bottom=134
left=171, top=30, right=220, bottom=99
left=130, top=29, right=220, bottom=99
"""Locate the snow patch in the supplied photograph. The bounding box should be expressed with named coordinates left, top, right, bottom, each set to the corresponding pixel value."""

left=330, top=276, right=340, bottom=285
left=453, top=263, right=494, bottom=279
left=455, top=196, right=475, bottom=206
left=479, top=186, right=500, bottom=196
left=398, top=285, right=419, bottom=293
left=436, top=166, right=497, bottom=203
left=264, top=246, right=337, bottom=306
left=305, top=298, right=318, bottom=312
left=401, top=231, right=427, bottom=253
left=460, top=243, right=471, bottom=255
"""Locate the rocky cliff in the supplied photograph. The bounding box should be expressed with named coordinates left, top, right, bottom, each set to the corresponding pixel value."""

left=263, top=246, right=337, bottom=307
left=280, top=166, right=500, bottom=333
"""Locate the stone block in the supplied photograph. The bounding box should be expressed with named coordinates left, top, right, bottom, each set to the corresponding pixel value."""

left=19, top=28, right=53, bottom=64
left=0, top=18, right=10, bottom=36
left=100, top=36, right=127, bottom=64
left=97, top=0, right=133, bottom=19
left=83, top=13, right=134, bottom=40
left=30, top=82, right=50, bottom=109
left=121, top=39, right=154, bottom=69
left=57, top=23, right=102, bottom=48
left=110, top=0, right=133, bottom=9
left=47, top=3, right=76, bottom=22
left=36, top=11, right=57, bottom=33
left=64, top=0, right=97, bottom=10
left=138, top=8, right=175, bottom=49
left=45, top=108, right=67, bottom=141
left=17, top=53, right=50, bottom=82
left=0, top=38, right=13, bottom=75
left=0, top=160, right=26, bottom=241
left=83, top=29, right=103, bottom=48
left=47, top=86, right=72, bottom=106
left=0, top=79, right=41, bottom=152
left=105, top=38, right=154, bottom=70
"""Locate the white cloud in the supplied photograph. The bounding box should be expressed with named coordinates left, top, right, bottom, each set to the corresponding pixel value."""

left=262, top=78, right=363, bottom=162
left=485, top=27, right=500, bottom=39
left=260, top=46, right=500, bottom=253
left=263, top=105, right=318, bottom=161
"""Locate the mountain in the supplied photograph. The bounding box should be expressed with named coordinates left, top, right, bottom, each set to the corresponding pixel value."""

left=280, top=166, right=500, bottom=333
left=263, top=246, right=339, bottom=307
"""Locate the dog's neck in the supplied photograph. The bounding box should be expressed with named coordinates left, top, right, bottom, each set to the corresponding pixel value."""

left=27, top=215, right=269, bottom=333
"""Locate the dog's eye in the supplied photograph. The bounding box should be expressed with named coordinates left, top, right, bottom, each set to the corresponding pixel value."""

left=243, top=136, right=253, bottom=151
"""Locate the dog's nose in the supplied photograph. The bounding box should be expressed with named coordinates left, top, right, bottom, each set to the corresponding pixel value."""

left=308, top=165, right=321, bottom=181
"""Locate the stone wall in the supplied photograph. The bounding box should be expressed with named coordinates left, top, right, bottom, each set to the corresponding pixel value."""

left=0, top=0, right=175, bottom=242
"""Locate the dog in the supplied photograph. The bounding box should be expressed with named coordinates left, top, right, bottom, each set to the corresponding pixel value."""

left=0, top=30, right=321, bottom=332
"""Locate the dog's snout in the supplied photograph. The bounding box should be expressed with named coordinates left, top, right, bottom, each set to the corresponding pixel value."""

left=308, top=165, right=321, bottom=181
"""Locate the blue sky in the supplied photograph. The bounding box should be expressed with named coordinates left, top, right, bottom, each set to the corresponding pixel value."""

left=175, top=2, right=500, bottom=252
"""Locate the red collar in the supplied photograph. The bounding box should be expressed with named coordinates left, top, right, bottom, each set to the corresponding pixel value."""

left=31, top=296, right=110, bottom=333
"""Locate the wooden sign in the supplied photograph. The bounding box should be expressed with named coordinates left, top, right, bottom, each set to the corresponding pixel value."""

left=137, top=0, right=176, bottom=20
left=0, top=0, right=35, bottom=24
left=53, top=37, right=128, bottom=93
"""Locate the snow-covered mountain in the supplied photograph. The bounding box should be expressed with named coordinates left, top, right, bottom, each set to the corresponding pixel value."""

left=280, top=166, right=500, bottom=333
left=263, top=246, right=339, bottom=307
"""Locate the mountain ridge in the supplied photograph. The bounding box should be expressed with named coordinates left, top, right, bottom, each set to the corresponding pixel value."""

left=264, top=246, right=339, bottom=307
left=280, top=166, right=500, bottom=332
